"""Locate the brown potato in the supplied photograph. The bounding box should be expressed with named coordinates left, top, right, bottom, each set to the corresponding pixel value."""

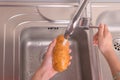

left=52, top=35, right=70, bottom=72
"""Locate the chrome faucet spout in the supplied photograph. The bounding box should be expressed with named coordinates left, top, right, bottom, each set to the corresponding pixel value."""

left=64, top=0, right=89, bottom=39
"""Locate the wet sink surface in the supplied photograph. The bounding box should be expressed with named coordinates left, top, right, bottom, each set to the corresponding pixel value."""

left=20, top=27, right=92, bottom=80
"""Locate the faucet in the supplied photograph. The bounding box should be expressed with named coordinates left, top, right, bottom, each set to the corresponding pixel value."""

left=64, top=0, right=98, bottom=39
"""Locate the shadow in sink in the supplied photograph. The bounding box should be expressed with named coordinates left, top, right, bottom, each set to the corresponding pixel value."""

left=20, top=27, right=92, bottom=80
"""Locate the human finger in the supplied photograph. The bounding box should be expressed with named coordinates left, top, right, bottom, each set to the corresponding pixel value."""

left=68, top=62, right=71, bottom=66
left=93, top=32, right=98, bottom=45
left=69, top=49, right=72, bottom=53
left=98, top=23, right=104, bottom=39
left=104, top=24, right=109, bottom=37
left=47, top=39, right=56, bottom=54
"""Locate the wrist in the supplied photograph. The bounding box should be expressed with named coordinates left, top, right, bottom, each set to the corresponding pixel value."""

left=102, top=50, right=120, bottom=75
left=102, top=48, right=115, bottom=58
left=32, top=67, right=50, bottom=80
left=103, top=49, right=117, bottom=62
left=39, top=67, right=51, bottom=80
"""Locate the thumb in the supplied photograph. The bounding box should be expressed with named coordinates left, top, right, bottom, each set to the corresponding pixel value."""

left=93, top=32, right=98, bottom=45
left=47, top=39, right=56, bottom=55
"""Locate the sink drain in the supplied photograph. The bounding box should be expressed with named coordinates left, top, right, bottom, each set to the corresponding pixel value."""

left=113, top=38, right=120, bottom=52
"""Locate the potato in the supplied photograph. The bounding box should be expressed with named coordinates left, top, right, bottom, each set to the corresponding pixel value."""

left=52, top=35, right=70, bottom=72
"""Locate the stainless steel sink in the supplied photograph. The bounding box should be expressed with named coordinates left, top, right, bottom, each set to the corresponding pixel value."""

left=0, top=2, right=100, bottom=80
left=91, top=3, right=120, bottom=80
left=20, top=26, right=92, bottom=80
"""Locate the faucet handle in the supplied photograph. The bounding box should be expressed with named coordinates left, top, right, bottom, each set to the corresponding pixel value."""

left=79, top=17, right=98, bottom=29
left=79, top=17, right=90, bottom=29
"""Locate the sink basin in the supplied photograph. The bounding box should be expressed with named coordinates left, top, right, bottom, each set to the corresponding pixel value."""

left=0, top=2, right=100, bottom=80
left=20, top=26, right=92, bottom=80
left=91, top=3, right=120, bottom=80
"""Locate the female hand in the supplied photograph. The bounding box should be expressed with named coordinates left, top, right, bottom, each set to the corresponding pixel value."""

left=32, top=39, right=57, bottom=80
left=32, top=39, right=71, bottom=80
left=93, top=24, right=114, bottom=57
left=93, top=24, right=120, bottom=79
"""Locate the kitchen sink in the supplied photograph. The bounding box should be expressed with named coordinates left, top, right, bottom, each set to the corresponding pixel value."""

left=20, top=26, right=92, bottom=80
left=0, top=2, right=119, bottom=80
left=91, top=3, right=120, bottom=80
left=0, top=2, right=100, bottom=80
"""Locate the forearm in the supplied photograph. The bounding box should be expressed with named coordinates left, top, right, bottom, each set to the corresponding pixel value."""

left=103, top=50, right=120, bottom=80
left=32, top=67, right=50, bottom=80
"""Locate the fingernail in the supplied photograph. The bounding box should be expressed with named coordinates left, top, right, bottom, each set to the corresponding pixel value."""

left=100, top=23, right=104, bottom=26
left=70, top=56, right=72, bottom=59
left=68, top=62, right=71, bottom=66
left=69, top=49, right=72, bottom=53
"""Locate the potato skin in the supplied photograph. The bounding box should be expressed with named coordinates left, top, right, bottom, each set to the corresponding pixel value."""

left=52, top=35, right=70, bottom=72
